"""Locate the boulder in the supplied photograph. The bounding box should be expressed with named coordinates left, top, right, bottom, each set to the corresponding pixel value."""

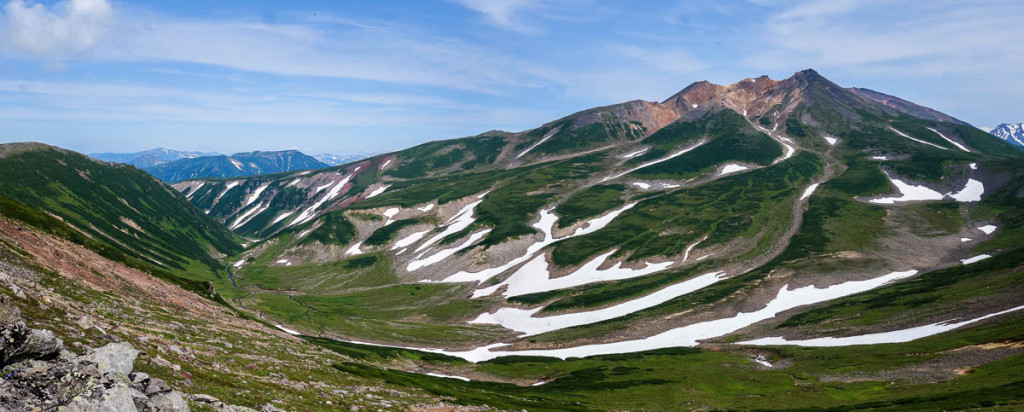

left=83, top=342, right=139, bottom=375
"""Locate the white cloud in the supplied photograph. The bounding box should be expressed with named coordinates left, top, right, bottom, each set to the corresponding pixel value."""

left=453, top=0, right=544, bottom=32
left=0, top=0, right=112, bottom=56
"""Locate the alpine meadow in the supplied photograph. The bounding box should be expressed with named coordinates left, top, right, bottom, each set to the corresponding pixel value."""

left=1, top=1, right=1023, bottom=411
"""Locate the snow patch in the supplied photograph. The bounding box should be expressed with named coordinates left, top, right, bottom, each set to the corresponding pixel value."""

left=473, top=249, right=675, bottom=299
left=275, top=325, right=301, bottom=335
left=517, top=129, right=557, bottom=159
left=271, top=211, right=295, bottom=225
left=960, top=238, right=972, bottom=242
left=423, top=372, right=471, bottom=382
left=888, top=127, right=948, bottom=150
left=801, top=183, right=820, bottom=200
left=392, top=230, right=430, bottom=250
left=470, top=271, right=727, bottom=336
left=631, top=182, right=651, bottom=190
left=927, top=127, right=971, bottom=152
left=407, top=230, right=490, bottom=271
left=946, top=179, right=984, bottom=202
left=740, top=305, right=1024, bottom=347
left=289, top=175, right=352, bottom=227
left=383, top=208, right=401, bottom=225
left=869, top=172, right=945, bottom=204
left=244, top=184, right=270, bottom=207
left=458, top=270, right=918, bottom=361
left=871, top=156, right=888, bottom=161
left=602, top=141, right=706, bottom=182
left=345, top=242, right=364, bottom=256
left=620, top=148, right=648, bottom=159
left=961, top=254, right=991, bottom=265
left=417, top=203, right=435, bottom=212
left=381, top=159, right=393, bottom=170
left=413, top=197, right=485, bottom=254
left=719, top=164, right=749, bottom=176
left=978, top=225, right=997, bottom=235
left=823, top=136, right=837, bottom=146
left=365, top=184, right=390, bottom=199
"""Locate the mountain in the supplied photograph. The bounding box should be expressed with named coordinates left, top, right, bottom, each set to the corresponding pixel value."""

left=89, top=147, right=218, bottom=167
left=990, top=123, right=1024, bottom=148
left=142, top=150, right=329, bottom=182
left=0, top=142, right=239, bottom=291
left=4, top=69, right=1024, bottom=410
left=313, top=153, right=372, bottom=166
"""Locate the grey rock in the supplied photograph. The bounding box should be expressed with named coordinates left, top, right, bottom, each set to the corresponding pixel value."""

left=149, top=390, right=191, bottom=412
left=130, top=371, right=151, bottom=384
left=84, top=342, right=139, bottom=375
left=145, top=377, right=172, bottom=395
left=190, top=394, right=221, bottom=404
left=1, top=321, right=62, bottom=365
left=65, top=384, right=138, bottom=412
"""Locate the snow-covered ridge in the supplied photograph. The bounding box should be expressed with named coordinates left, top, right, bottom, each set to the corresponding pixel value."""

left=990, top=123, right=1024, bottom=147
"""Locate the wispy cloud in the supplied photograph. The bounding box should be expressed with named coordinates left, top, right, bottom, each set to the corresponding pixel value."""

left=746, top=0, right=1024, bottom=75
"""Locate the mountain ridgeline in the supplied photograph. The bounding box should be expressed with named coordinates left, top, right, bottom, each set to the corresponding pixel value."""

left=3, top=69, right=1024, bottom=410
left=990, top=123, right=1024, bottom=148
left=90, top=147, right=218, bottom=168
left=142, top=150, right=329, bottom=182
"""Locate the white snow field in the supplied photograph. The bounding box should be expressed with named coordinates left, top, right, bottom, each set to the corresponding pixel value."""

left=449, top=269, right=919, bottom=361
left=927, top=127, right=971, bottom=152
left=719, top=164, right=749, bottom=176
left=870, top=172, right=944, bottom=204
left=888, top=127, right=949, bottom=150
left=961, top=254, right=992, bottom=265
left=947, top=179, right=984, bottom=202
left=365, top=184, right=391, bottom=199
left=739, top=305, right=1024, bottom=347
left=289, top=174, right=352, bottom=227
left=471, top=249, right=675, bottom=299
left=516, top=129, right=557, bottom=159
left=979, top=225, right=997, bottom=235
left=441, top=203, right=635, bottom=284
left=469, top=271, right=728, bottom=336
left=275, top=325, right=301, bottom=335
left=801, top=183, right=820, bottom=200
left=601, top=141, right=706, bottom=182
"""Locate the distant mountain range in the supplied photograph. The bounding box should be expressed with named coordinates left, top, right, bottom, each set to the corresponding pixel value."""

left=989, top=123, right=1024, bottom=148
left=313, top=153, right=371, bottom=166
left=141, top=150, right=329, bottom=182
left=90, top=148, right=218, bottom=167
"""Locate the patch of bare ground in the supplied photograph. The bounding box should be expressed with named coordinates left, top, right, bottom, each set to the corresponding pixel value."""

left=818, top=344, right=1024, bottom=384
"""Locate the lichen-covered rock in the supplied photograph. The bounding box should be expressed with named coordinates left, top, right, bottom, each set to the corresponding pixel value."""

left=0, top=307, right=191, bottom=412
left=83, top=342, right=139, bottom=376
left=1, top=321, right=63, bottom=365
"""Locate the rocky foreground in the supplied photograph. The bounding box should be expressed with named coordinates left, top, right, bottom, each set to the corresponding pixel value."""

left=0, top=295, right=284, bottom=412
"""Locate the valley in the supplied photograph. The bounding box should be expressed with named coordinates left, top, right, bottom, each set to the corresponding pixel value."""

left=2, top=69, right=1023, bottom=410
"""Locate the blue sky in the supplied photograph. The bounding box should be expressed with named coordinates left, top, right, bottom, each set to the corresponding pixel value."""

left=0, top=0, right=1021, bottom=155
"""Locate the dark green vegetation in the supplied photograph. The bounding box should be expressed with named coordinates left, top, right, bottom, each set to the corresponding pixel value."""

left=554, top=184, right=626, bottom=229
left=11, top=70, right=1024, bottom=410
left=0, top=143, right=239, bottom=282
left=629, top=111, right=782, bottom=180
left=551, top=152, right=821, bottom=266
